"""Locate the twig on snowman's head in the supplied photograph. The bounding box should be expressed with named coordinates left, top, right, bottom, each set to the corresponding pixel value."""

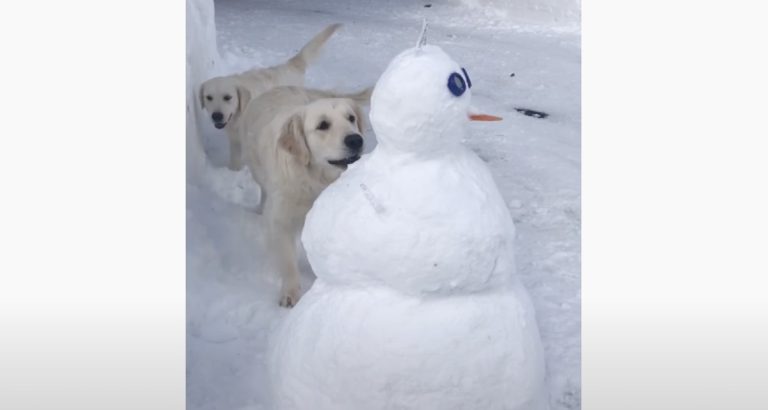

left=416, top=19, right=428, bottom=48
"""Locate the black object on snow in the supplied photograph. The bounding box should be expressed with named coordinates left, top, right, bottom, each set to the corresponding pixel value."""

left=515, top=108, right=549, bottom=119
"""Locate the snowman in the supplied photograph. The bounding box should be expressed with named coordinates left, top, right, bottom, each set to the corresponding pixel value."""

left=269, top=26, right=549, bottom=410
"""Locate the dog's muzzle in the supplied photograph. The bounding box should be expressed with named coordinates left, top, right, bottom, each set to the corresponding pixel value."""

left=328, top=154, right=361, bottom=169
left=211, top=112, right=226, bottom=129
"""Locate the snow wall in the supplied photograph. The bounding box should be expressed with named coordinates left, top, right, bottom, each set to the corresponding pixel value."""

left=186, top=0, right=220, bottom=184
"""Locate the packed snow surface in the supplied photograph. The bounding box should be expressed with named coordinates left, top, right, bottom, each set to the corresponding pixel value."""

left=188, top=1, right=580, bottom=409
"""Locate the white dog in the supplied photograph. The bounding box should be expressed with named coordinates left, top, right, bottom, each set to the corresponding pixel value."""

left=199, top=23, right=341, bottom=170
left=240, top=86, right=370, bottom=307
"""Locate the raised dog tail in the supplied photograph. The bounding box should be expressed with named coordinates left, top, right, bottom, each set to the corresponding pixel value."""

left=288, top=23, right=342, bottom=72
left=305, top=86, right=374, bottom=106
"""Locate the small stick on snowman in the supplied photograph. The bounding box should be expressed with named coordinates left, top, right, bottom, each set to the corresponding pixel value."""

left=416, top=18, right=428, bottom=48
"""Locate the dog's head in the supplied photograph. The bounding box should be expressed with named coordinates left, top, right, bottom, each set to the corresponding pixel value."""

left=199, top=76, right=251, bottom=129
left=279, top=98, right=365, bottom=175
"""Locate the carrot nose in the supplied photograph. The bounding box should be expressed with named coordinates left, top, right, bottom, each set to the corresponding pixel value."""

left=469, top=113, right=503, bottom=121
left=468, top=105, right=503, bottom=121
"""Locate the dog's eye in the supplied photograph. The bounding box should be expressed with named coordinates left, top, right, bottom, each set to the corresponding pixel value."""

left=206, top=95, right=213, bottom=101
left=447, top=72, right=466, bottom=97
left=348, top=114, right=355, bottom=123
left=317, top=120, right=330, bottom=130
left=223, top=95, right=232, bottom=101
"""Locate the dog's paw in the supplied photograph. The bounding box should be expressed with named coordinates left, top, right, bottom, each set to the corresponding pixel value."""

left=279, top=286, right=301, bottom=308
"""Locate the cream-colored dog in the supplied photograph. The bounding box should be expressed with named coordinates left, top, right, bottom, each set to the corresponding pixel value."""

left=240, top=86, right=370, bottom=307
left=199, top=23, right=341, bottom=170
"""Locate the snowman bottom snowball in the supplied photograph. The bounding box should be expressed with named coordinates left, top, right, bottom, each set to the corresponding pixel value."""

left=269, top=283, right=550, bottom=410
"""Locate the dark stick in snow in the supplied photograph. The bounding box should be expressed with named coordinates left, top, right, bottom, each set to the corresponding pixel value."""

left=514, top=107, right=549, bottom=119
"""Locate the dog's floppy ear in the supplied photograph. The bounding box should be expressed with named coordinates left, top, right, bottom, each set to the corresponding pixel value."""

left=278, top=113, right=310, bottom=166
left=353, top=103, right=366, bottom=134
left=235, top=85, right=251, bottom=117
left=349, top=86, right=374, bottom=106
left=199, top=84, right=206, bottom=108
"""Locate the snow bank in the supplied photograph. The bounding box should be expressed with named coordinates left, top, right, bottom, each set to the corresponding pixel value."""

left=186, top=0, right=261, bottom=206
left=186, top=0, right=220, bottom=183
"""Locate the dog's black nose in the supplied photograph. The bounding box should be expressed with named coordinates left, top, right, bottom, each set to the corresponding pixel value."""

left=344, top=134, right=363, bottom=150
left=211, top=112, right=223, bottom=122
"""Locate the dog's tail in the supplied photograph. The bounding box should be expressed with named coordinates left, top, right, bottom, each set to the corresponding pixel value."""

left=306, top=86, right=374, bottom=106
left=288, top=23, right=342, bottom=72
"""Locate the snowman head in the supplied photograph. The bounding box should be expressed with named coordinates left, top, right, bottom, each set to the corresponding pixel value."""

left=370, top=45, right=499, bottom=155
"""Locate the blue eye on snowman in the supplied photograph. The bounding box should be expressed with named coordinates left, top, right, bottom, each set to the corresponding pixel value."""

left=447, top=68, right=472, bottom=97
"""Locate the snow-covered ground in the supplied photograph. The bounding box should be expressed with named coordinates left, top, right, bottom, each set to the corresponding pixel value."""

left=187, top=0, right=580, bottom=409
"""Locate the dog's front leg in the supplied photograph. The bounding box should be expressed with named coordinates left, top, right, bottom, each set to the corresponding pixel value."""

left=227, top=129, right=244, bottom=171
left=270, top=225, right=302, bottom=308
